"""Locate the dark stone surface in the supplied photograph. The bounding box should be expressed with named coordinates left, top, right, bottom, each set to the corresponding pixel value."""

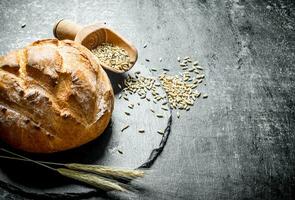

left=1, top=0, right=295, bottom=199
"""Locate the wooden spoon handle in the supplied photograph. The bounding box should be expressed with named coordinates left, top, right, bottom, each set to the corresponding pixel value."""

left=53, top=19, right=82, bottom=40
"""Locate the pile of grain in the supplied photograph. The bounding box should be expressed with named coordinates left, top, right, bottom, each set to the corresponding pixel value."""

left=92, top=43, right=131, bottom=71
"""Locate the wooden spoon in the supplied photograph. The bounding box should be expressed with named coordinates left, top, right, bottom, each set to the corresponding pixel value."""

left=53, top=19, right=138, bottom=73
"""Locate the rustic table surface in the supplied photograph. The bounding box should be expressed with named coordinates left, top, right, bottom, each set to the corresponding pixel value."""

left=0, top=0, right=295, bottom=200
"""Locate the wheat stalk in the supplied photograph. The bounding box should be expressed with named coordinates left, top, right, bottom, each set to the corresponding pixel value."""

left=0, top=154, right=144, bottom=180
left=0, top=148, right=142, bottom=192
left=0, top=148, right=56, bottom=171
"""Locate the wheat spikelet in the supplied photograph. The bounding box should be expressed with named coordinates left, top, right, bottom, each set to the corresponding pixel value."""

left=66, top=163, right=144, bottom=180
left=57, top=168, right=126, bottom=192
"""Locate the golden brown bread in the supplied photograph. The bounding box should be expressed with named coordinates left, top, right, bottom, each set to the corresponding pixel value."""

left=0, top=39, right=114, bottom=153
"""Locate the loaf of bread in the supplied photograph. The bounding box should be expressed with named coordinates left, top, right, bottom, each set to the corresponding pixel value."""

left=0, top=39, right=114, bottom=153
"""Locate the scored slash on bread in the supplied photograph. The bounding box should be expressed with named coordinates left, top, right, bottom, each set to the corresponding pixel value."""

left=0, top=39, right=114, bottom=153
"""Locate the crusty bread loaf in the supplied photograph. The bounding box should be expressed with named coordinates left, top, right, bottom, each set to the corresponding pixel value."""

left=0, top=39, right=114, bottom=153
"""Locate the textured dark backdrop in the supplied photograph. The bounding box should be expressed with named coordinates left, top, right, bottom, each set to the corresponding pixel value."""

left=0, top=0, right=295, bottom=199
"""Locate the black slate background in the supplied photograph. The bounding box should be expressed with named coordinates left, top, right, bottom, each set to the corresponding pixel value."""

left=0, top=0, right=295, bottom=199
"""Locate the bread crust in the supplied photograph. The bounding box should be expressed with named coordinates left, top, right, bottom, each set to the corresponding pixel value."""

left=0, top=39, right=114, bottom=153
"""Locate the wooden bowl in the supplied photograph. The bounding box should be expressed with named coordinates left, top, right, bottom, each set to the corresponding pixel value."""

left=53, top=19, right=138, bottom=73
